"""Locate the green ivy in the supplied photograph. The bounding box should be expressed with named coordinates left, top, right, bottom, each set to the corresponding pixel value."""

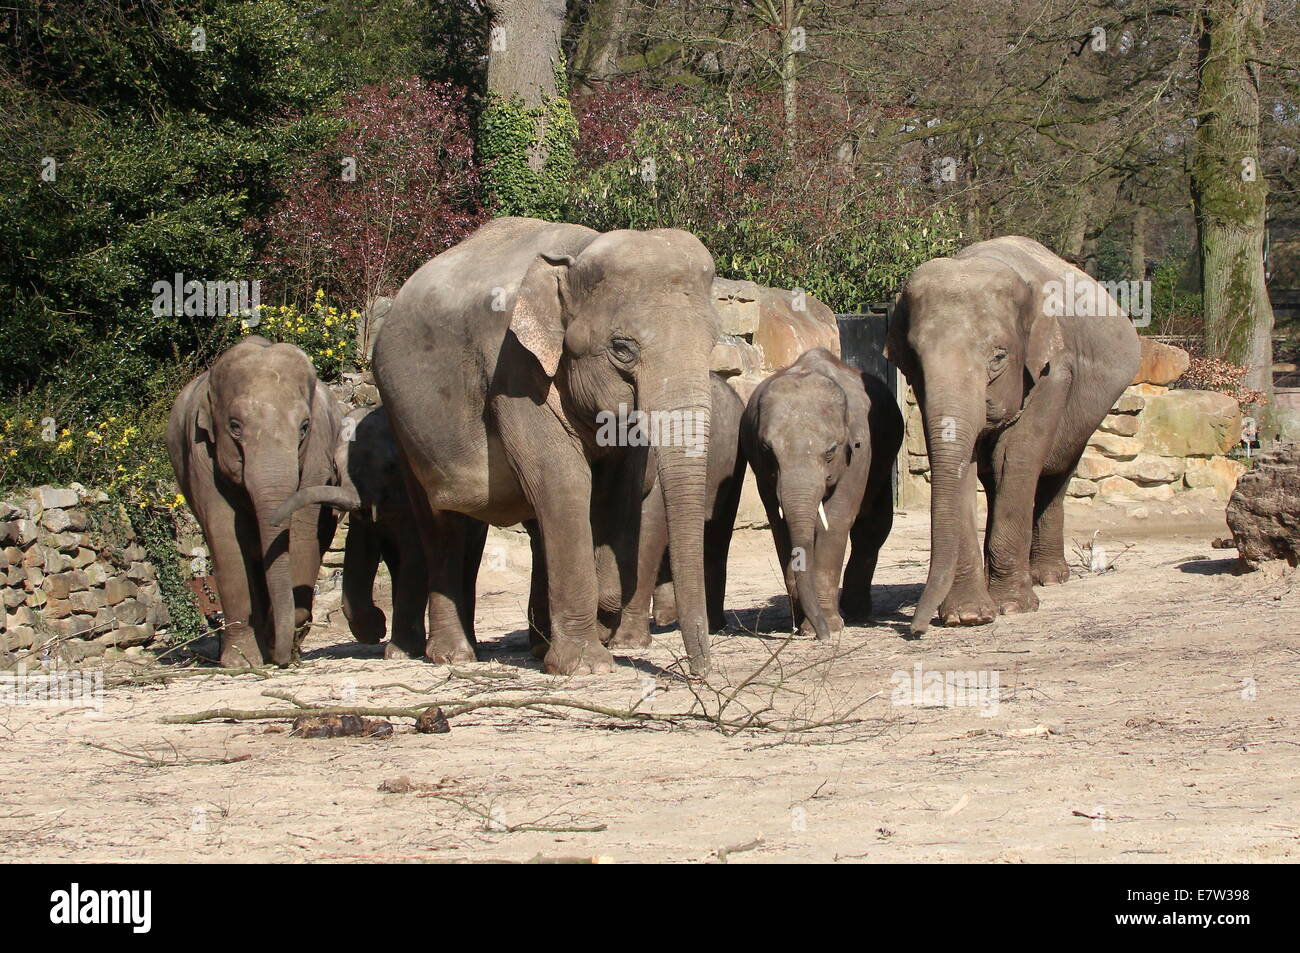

left=126, top=503, right=206, bottom=645
left=477, top=67, right=577, bottom=219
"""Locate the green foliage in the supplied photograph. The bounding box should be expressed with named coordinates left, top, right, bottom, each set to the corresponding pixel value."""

left=478, top=71, right=578, bottom=219
left=245, top=293, right=361, bottom=379
left=566, top=97, right=958, bottom=310
left=127, top=503, right=206, bottom=644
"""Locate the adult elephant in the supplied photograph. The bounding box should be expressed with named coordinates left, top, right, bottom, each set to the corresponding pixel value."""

left=741, top=348, right=902, bottom=639
left=372, top=217, right=720, bottom=676
left=885, top=236, right=1141, bottom=634
left=272, top=405, right=429, bottom=659
left=167, top=337, right=342, bottom=667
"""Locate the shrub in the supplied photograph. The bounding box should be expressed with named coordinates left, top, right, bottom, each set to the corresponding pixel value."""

left=257, top=78, right=485, bottom=310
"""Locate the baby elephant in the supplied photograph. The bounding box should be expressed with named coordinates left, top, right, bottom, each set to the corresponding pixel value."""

left=273, top=405, right=428, bottom=659
left=741, top=347, right=903, bottom=638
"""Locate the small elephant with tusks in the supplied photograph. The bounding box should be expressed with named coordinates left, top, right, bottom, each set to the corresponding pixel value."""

left=167, top=337, right=342, bottom=667
left=273, top=405, right=430, bottom=659
left=741, top=347, right=903, bottom=639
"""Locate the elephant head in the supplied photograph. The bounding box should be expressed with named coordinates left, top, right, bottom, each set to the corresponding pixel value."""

left=748, top=369, right=854, bottom=640
left=201, top=337, right=338, bottom=664
left=508, top=228, right=721, bottom=670
left=885, top=255, right=1064, bottom=634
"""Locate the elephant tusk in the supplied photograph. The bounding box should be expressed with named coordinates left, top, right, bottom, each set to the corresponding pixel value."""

left=818, top=501, right=829, bottom=530
left=778, top=504, right=784, bottom=521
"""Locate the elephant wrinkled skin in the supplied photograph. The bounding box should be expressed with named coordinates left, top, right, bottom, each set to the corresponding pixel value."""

left=372, top=217, right=720, bottom=675
left=167, top=337, right=341, bottom=667
left=885, top=236, right=1141, bottom=634
left=742, top=347, right=903, bottom=639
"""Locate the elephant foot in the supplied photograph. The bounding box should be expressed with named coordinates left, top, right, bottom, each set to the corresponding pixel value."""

left=652, top=590, right=678, bottom=626
left=608, top=621, right=653, bottom=650
left=346, top=606, right=387, bottom=645
left=938, top=586, right=997, bottom=627
left=543, top=637, right=615, bottom=676
left=1031, top=559, right=1071, bottom=586
left=220, top=643, right=264, bottom=669
left=384, top=641, right=423, bottom=660
left=840, top=592, right=873, bottom=623
left=425, top=636, right=478, bottom=665
left=798, top=612, right=844, bottom=640
left=989, top=576, right=1039, bottom=615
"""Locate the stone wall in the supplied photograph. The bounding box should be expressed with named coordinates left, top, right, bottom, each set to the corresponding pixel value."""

left=899, top=339, right=1247, bottom=510
left=1, top=486, right=168, bottom=669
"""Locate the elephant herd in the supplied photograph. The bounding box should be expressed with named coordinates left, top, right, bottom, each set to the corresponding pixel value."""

left=168, top=218, right=1141, bottom=676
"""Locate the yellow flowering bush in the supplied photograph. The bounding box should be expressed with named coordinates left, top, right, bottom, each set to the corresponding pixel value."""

left=242, top=290, right=361, bottom=379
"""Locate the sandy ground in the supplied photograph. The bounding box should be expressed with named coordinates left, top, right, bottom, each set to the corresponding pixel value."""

left=2, top=502, right=1298, bottom=864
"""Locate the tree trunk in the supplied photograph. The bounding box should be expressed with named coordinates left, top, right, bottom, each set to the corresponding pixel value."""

left=1131, top=205, right=1148, bottom=280
left=1193, top=0, right=1275, bottom=431
left=780, top=0, right=799, bottom=150
left=480, top=0, right=575, bottom=216
left=575, top=0, right=631, bottom=89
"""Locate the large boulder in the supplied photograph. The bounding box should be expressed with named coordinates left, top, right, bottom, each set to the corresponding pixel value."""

left=1131, top=338, right=1190, bottom=386
left=1135, top=390, right=1241, bottom=456
left=752, top=286, right=840, bottom=371
left=1226, top=443, right=1300, bottom=569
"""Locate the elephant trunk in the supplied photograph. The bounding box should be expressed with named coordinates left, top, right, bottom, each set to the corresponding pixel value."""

left=272, top=485, right=360, bottom=526
left=248, top=464, right=301, bottom=667
left=781, top=482, right=831, bottom=640
left=911, top=382, right=980, bottom=635
left=652, top=377, right=712, bottom=675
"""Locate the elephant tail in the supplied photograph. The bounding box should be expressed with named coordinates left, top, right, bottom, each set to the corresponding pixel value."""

left=271, top=485, right=361, bottom=526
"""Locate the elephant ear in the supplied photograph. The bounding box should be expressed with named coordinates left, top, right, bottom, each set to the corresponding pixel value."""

left=1024, top=294, right=1065, bottom=378
left=509, top=253, right=573, bottom=378
left=194, top=380, right=214, bottom=441
left=883, top=293, right=915, bottom=379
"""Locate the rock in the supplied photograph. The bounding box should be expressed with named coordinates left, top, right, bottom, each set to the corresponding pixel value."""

left=1094, top=475, right=1174, bottom=501
left=99, top=623, right=155, bottom=649
left=354, top=382, right=380, bottom=406
left=11, top=520, right=39, bottom=546
left=1225, top=444, right=1300, bottom=568
left=113, top=598, right=147, bottom=626
left=1099, top=414, right=1140, bottom=437
left=1087, top=432, right=1144, bottom=459
left=1131, top=338, right=1190, bottom=386
left=753, top=286, right=840, bottom=372
left=60, top=639, right=107, bottom=663
left=709, top=336, right=762, bottom=378
left=1184, top=456, right=1247, bottom=499
left=126, top=562, right=155, bottom=583
left=83, top=563, right=109, bottom=586
left=1112, top=393, right=1146, bottom=414
left=43, top=571, right=89, bottom=599
left=2, top=546, right=22, bottom=566
left=69, top=589, right=106, bottom=613
left=1067, top=478, right=1098, bottom=497
left=4, top=606, right=34, bottom=628
left=2, top=589, right=24, bottom=610
left=1137, top=390, right=1241, bottom=456
left=1075, top=451, right=1116, bottom=480
left=104, top=577, right=138, bottom=606
left=39, top=508, right=73, bottom=533
left=1129, top=383, right=1169, bottom=396
left=1115, top=454, right=1184, bottom=485
left=3, top=625, right=36, bottom=651
left=711, top=278, right=762, bottom=337
left=32, top=486, right=80, bottom=510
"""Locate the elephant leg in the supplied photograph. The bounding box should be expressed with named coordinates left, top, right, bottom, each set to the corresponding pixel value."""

left=841, top=487, right=893, bottom=622
left=756, top=476, right=801, bottom=631
left=288, top=503, right=333, bottom=657
left=459, top=517, right=488, bottom=645
left=342, top=519, right=386, bottom=645
left=532, top=475, right=614, bottom=676
left=937, top=460, right=997, bottom=626
left=524, top=521, right=551, bottom=659
left=1030, top=466, right=1075, bottom=586
left=591, top=450, right=647, bottom=643
left=703, top=463, right=744, bottom=634
left=409, top=492, right=478, bottom=665
left=610, top=486, right=665, bottom=650
left=197, top=495, right=263, bottom=667
left=799, top=494, right=853, bottom=639
left=652, top=572, right=677, bottom=627
left=984, top=373, right=1070, bottom=614
left=386, top=521, right=429, bottom=657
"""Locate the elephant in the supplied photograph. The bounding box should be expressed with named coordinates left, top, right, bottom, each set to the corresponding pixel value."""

left=884, top=235, right=1141, bottom=634
left=272, top=405, right=429, bottom=659
left=569, top=371, right=747, bottom=649
left=370, top=217, right=721, bottom=676
left=741, top=347, right=903, bottom=639
left=167, top=337, right=342, bottom=667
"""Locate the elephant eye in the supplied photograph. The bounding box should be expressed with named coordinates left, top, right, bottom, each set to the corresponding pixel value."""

left=299, top=419, right=311, bottom=442
left=609, top=334, right=640, bottom=365
left=228, top=418, right=243, bottom=439
left=988, top=348, right=1009, bottom=376
left=824, top=443, right=839, bottom=463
